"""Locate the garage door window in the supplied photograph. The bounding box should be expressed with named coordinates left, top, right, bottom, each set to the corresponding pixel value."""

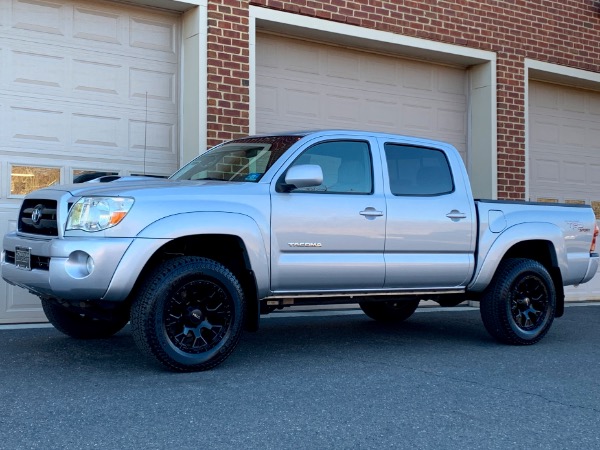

left=10, top=165, right=60, bottom=196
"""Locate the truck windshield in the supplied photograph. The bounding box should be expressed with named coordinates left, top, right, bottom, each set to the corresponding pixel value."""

left=170, top=135, right=302, bottom=182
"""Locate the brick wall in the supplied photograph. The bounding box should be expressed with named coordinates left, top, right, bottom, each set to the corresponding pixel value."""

left=207, top=0, right=600, bottom=199
left=207, top=0, right=251, bottom=148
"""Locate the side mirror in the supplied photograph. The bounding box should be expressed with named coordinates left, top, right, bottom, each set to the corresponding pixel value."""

left=282, top=164, right=324, bottom=191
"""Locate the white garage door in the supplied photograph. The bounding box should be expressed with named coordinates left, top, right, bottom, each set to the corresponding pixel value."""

left=256, top=33, right=468, bottom=160
left=0, top=0, right=180, bottom=323
left=529, top=80, right=600, bottom=300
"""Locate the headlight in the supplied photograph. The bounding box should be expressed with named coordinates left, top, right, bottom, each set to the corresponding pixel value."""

left=66, top=197, right=134, bottom=232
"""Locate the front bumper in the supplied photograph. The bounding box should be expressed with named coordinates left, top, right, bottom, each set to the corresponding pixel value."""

left=2, top=231, right=133, bottom=301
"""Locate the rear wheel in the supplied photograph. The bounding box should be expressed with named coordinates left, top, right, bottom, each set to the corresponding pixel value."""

left=130, top=256, right=245, bottom=372
left=359, top=299, right=420, bottom=323
left=41, top=298, right=129, bottom=339
left=480, top=258, right=556, bottom=345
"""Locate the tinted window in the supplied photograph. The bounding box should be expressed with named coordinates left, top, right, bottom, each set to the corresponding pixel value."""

left=385, top=144, right=453, bottom=196
left=290, top=140, right=372, bottom=194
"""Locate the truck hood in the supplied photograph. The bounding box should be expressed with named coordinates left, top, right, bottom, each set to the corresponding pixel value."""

left=32, top=177, right=262, bottom=199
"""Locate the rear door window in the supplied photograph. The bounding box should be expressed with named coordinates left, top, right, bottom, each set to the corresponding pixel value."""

left=384, top=144, right=454, bottom=196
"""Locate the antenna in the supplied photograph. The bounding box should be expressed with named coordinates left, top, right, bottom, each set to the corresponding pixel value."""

left=143, top=91, right=148, bottom=176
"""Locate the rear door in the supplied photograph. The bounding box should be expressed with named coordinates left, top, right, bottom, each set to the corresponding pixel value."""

left=381, top=138, right=476, bottom=288
left=270, top=135, right=386, bottom=292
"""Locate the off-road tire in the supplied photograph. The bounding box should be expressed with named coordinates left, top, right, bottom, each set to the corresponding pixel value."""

left=41, top=298, right=129, bottom=339
left=130, top=256, right=245, bottom=372
left=480, top=258, right=556, bottom=345
left=359, top=299, right=420, bottom=323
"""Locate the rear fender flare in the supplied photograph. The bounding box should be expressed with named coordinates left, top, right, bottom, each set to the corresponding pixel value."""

left=468, top=222, right=566, bottom=292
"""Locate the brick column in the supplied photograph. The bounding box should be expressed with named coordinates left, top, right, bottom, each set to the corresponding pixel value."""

left=207, top=0, right=251, bottom=148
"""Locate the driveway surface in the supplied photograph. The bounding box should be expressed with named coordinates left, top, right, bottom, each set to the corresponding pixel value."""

left=0, top=303, right=599, bottom=449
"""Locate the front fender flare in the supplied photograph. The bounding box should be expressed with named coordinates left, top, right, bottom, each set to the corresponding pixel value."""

left=103, top=212, right=270, bottom=301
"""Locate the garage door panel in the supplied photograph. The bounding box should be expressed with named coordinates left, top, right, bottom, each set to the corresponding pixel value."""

left=439, top=68, right=467, bottom=95
left=12, top=0, right=67, bottom=37
left=12, top=48, right=65, bottom=89
left=364, top=58, right=397, bottom=86
left=130, top=15, right=177, bottom=55
left=561, top=122, right=587, bottom=148
left=531, top=117, right=560, bottom=144
left=439, top=105, right=468, bottom=134
left=365, top=99, right=398, bottom=128
left=5, top=41, right=178, bottom=110
left=563, top=89, right=587, bottom=113
left=129, top=66, right=177, bottom=106
left=325, top=52, right=360, bottom=81
left=5, top=0, right=178, bottom=63
left=11, top=103, right=64, bottom=144
left=280, top=41, right=320, bottom=75
left=564, top=161, right=588, bottom=185
left=3, top=97, right=176, bottom=165
left=73, top=59, right=121, bottom=96
left=73, top=5, right=122, bottom=45
left=402, top=61, right=434, bottom=91
left=284, top=87, right=321, bottom=119
left=324, top=93, right=361, bottom=123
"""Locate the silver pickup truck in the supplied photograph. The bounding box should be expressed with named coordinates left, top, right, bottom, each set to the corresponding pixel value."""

left=2, top=130, right=599, bottom=371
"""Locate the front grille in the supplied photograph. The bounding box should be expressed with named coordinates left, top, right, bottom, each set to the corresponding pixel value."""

left=4, top=251, right=50, bottom=271
left=19, top=199, right=58, bottom=236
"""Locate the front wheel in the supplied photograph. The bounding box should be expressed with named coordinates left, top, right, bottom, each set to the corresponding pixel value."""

left=480, top=258, right=556, bottom=345
left=359, top=299, right=420, bottom=323
left=130, top=257, right=245, bottom=372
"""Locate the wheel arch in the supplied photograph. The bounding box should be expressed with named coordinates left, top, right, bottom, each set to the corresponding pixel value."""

left=104, top=212, right=269, bottom=330
left=133, top=234, right=261, bottom=331
left=501, top=240, right=565, bottom=317
left=469, top=222, right=567, bottom=317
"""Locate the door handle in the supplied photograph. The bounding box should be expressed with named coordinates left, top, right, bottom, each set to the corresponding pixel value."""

left=360, top=207, right=384, bottom=217
left=446, top=210, right=467, bottom=220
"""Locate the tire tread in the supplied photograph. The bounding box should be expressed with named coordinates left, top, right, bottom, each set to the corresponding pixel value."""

left=130, top=256, right=245, bottom=372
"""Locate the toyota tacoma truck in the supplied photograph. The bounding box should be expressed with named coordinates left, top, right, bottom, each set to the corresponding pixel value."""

left=2, top=130, right=599, bottom=371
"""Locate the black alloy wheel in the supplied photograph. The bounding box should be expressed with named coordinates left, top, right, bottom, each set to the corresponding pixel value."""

left=131, top=256, right=245, bottom=371
left=164, top=279, right=233, bottom=355
left=480, top=258, right=556, bottom=345
left=509, top=272, right=550, bottom=332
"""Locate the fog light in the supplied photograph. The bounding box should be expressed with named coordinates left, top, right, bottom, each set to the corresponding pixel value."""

left=65, top=251, right=93, bottom=279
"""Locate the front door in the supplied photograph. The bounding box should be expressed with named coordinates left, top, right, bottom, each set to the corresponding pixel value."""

left=270, top=137, right=386, bottom=292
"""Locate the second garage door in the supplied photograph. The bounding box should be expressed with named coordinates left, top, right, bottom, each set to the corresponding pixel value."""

left=529, top=80, right=600, bottom=300
left=255, top=33, right=468, bottom=161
